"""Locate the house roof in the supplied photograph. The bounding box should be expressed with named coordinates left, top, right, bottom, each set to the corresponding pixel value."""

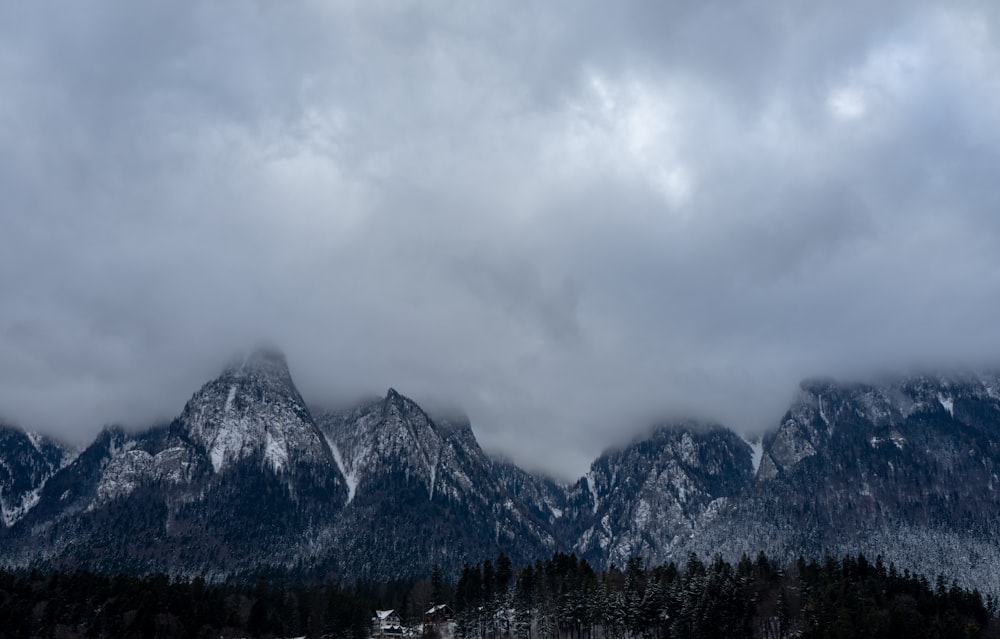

left=375, top=610, right=397, bottom=620
left=425, top=604, right=452, bottom=615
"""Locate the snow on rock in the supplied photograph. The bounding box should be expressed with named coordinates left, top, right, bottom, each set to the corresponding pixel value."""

left=316, top=390, right=452, bottom=503
left=25, top=431, right=47, bottom=456
left=93, top=449, right=153, bottom=506
left=1, top=487, right=42, bottom=528
left=585, top=472, right=599, bottom=514
left=818, top=395, right=831, bottom=428
left=153, top=447, right=197, bottom=484
left=678, top=432, right=698, bottom=466
left=938, top=394, right=954, bottom=418
left=328, top=441, right=359, bottom=505
left=0, top=426, right=68, bottom=526
left=180, top=349, right=331, bottom=476
left=741, top=435, right=764, bottom=475
left=633, top=498, right=651, bottom=529
left=769, top=419, right=818, bottom=470
left=889, top=430, right=906, bottom=449
left=573, top=424, right=754, bottom=569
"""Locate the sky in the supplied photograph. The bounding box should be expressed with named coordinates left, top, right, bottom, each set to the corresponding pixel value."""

left=2, top=1, right=1000, bottom=480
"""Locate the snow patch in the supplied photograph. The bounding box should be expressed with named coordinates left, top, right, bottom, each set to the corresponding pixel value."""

left=598, top=514, right=612, bottom=549
left=741, top=435, right=764, bottom=474
left=585, top=472, right=599, bottom=514
left=938, top=394, right=954, bottom=418
left=678, top=433, right=698, bottom=466
left=224, top=385, right=237, bottom=412
left=634, top=499, right=651, bottom=529
left=429, top=462, right=437, bottom=500
left=890, top=430, right=906, bottom=449
left=25, top=431, right=45, bottom=455
left=328, top=441, right=358, bottom=505
left=1, top=487, right=42, bottom=527
left=93, top=449, right=155, bottom=507
left=264, top=431, right=288, bottom=473
left=818, top=396, right=831, bottom=428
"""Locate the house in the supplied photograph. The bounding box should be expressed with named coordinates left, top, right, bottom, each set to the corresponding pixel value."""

left=372, top=610, right=405, bottom=637
left=423, top=603, right=454, bottom=625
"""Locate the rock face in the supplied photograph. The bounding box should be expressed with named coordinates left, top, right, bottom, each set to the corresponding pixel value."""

left=313, top=392, right=557, bottom=579
left=2, top=356, right=1000, bottom=595
left=0, top=425, right=67, bottom=528
left=564, top=424, right=754, bottom=569
left=0, top=349, right=347, bottom=577
left=183, top=349, right=332, bottom=475
left=686, top=374, right=1000, bottom=594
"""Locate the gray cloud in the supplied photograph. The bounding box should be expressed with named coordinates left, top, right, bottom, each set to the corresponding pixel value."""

left=2, top=1, right=999, bottom=479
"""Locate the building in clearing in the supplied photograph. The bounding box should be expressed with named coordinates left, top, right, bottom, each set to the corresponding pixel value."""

left=424, top=603, right=454, bottom=625
left=372, top=610, right=404, bottom=637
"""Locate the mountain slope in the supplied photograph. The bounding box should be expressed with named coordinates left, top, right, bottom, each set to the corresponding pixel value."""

left=314, top=391, right=557, bottom=578
left=1, top=349, right=347, bottom=576
left=3, top=357, right=1000, bottom=595
left=0, top=424, right=67, bottom=528
left=182, top=349, right=335, bottom=476
left=564, top=423, right=754, bottom=568
left=687, top=373, right=1000, bottom=593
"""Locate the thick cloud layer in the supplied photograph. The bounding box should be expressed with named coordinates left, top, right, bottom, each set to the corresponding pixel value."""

left=2, top=1, right=999, bottom=479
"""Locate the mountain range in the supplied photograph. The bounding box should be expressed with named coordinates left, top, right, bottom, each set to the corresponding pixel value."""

left=2, top=349, right=999, bottom=595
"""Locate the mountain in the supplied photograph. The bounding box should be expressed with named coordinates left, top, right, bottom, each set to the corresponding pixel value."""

left=313, top=391, right=557, bottom=578
left=183, top=349, right=335, bottom=477
left=2, top=353, right=1000, bottom=596
left=0, top=349, right=560, bottom=580
left=0, top=349, right=346, bottom=577
left=683, top=373, right=1000, bottom=593
left=562, top=423, right=754, bottom=569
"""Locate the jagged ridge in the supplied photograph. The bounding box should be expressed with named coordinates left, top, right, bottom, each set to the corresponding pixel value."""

left=1, top=355, right=1000, bottom=596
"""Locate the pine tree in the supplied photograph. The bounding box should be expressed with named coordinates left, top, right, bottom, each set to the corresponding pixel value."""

left=496, top=553, right=513, bottom=596
left=431, top=564, right=444, bottom=606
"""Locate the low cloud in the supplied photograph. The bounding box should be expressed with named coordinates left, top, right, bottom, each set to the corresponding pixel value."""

left=2, top=1, right=999, bottom=479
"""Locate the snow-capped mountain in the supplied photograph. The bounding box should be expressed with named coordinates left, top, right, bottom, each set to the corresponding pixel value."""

left=182, top=349, right=334, bottom=476
left=683, top=373, right=1000, bottom=594
left=0, top=349, right=347, bottom=576
left=2, top=354, right=1000, bottom=595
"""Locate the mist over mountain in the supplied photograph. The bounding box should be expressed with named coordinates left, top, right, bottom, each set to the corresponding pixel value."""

left=2, top=349, right=999, bottom=600
left=4, top=1, right=1000, bottom=484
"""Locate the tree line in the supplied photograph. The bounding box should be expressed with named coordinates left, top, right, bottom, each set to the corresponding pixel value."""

left=450, top=551, right=998, bottom=639
left=0, top=569, right=369, bottom=639
left=0, top=551, right=996, bottom=638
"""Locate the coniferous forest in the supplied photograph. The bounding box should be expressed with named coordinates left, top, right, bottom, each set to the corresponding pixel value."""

left=0, top=552, right=996, bottom=639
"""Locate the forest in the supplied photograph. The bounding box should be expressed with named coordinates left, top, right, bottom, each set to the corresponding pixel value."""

left=0, top=551, right=996, bottom=639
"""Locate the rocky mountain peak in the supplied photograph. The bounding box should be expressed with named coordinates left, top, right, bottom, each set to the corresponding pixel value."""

left=5, top=354, right=1000, bottom=592
left=180, top=350, right=332, bottom=475
left=569, top=421, right=754, bottom=568
left=223, top=347, right=294, bottom=386
left=382, top=388, right=427, bottom=421
left=316, top=388, right=446, bottom=501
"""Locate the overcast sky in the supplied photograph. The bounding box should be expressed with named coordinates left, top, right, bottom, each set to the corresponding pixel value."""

left=2, top=1, right=1000, bottom=479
